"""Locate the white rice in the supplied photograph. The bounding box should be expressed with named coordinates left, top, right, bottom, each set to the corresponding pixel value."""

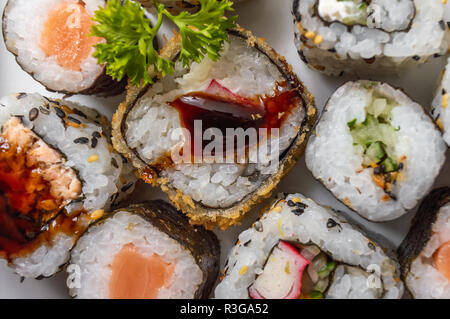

left=406, top=203, right=450, bottom=299
left=293, top=0, right=447, bottom=75
left=214, top=193, right=403, bottom=299
left=69, top=210, right=203, bottom=299
left=0, top=93, right=136, bottom=278
left=125, top=36, right=305, bottom=208
left=305, top=81, right=446, bottom=221
left=432, top=56, right=450, bottom=147
left=3, top=0, right=105, bottom=93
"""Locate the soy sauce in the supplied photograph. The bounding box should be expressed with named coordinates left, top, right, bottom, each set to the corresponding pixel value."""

left=168, top=81, right=301, bottom=159
left=0, top=139, right=82, bottom=259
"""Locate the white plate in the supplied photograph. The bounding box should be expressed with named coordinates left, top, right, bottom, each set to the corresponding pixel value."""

left=0, top=0, right=449, bottom=299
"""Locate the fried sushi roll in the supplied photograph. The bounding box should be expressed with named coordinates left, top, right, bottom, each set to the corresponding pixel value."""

left=214, top=193, right=404, bottom=299
left=398, top=187, right=450, bottom=299
left=2, top=0, right=126, bottom=96
left=432, top=57, right=450, bottom=147
left=306, top=81, right=446, bottom=222
left=68, top=200, right=220, bottom=299
left=112, top=28, right=316, bottom=229
left=138, top=0, right=248, bottom=14
left=292, top=0, right=448, bottom=76
left=0, top=93, right=136, bottom=278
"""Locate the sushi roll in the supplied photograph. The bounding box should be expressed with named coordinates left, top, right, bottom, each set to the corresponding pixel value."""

left=68, top=200, right=220, bottom=299
left=292, top=0, right=448, bottom=76
left=398, top=187, right=450, bottom=299
left=2, top=0, right=126, bottom=96
left=306, top=81, right=446, bottom=222
left=214, top=193, right=404, bottom=299
left=0, top=93, right=136, bottom=279
left=432, top=57, right=450, bottom=147
left=112, top=27, right=316, bottom=229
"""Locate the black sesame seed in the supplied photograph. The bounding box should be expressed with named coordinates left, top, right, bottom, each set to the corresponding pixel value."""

left=67, top=116, right=81, bottom=124
left=328, top=48, right=337, bottom=53
left=295, top=12, right=301, bottom=22
left=121, top=155, right=128, bottom=164
left=292, top=208, right=304, bottom=216
left=447, top=21, right=450, bottom=29
left=243, top=240, right=252, bottom=247
left=368, top=242, right=376, bottom=251
left=327, top=218, right=341, bottom=230
left=74, top=137, right=89, bottom=144
left=111, top=158, right=119, bottom=168
left=28, top=108, right=39, bottom=121
left=439, top=20, right=445, bottom=31
left=121, top=182, right=134, bottom=192
left=92, top=131, right=101, bottom=138
left=443, top=89, right=447, bottom=95
left=73, top=108, right=87, bottom=119
left=20, top=277, right=25, bottom=283
left=17, top=93, right=27, bottom=100
left=287, top=200, right=296, bottom=207
left=434, top=53, right=442, bottom=58
left=39, top=106, right=50, bottom=115
left=91, top=137, right=98, bottom=148
left=412, top=55, right=420, bottom=61
left=398, top=162, right=404, bottom=170
left=55, top=107, right=65, bottom=119
left=374, top=166, right=385, bottom=175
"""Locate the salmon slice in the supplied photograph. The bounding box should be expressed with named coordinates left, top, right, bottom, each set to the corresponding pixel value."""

left=434, top=241, right=450, bottom=281
left=39, top=2, right=101, bottom=71
left=109, top=244, right=175, bottom=299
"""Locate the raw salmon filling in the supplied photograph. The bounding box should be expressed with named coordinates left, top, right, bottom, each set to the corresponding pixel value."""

left=109, top=244, right=175, bottom=299
left=434, top=242, right=450, bottom=281
left=0, top=117, right=82, bottom=253
left=39, top=2, right=100, bottom=71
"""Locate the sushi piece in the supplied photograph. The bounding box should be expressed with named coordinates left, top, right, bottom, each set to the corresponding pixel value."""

left=398, top=187, right=450, bottom=299
left=2, top=0, right=126, bottom=96
left=68, top=200, right=220, bottom=299
left=306, top=81, right=446, bottom=222
left=214, top=193, right=404, bottom=299
left=112, top=27, right=316, bottom=229
left=0, top=93, right=136, bottom=279
left=432, top=57, right=450, bottom=147
left=292, top=0, right=448, bottom=76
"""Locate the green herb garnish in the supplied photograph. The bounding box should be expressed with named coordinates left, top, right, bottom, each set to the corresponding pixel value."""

left=91, top=0, right=237, bottom=86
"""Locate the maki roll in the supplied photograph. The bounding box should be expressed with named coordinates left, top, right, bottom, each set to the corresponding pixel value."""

left=432, top=57, right=450, bottom=147
left=398, top=187, right=450, bottom=299
left=306, top=81, right=446, bottom=222
left=112, top=28, right=316, bottom=229
left=292, top=0, right=448, bottom=76
left=0, top=93, right=136, bottom=278
left=214, top=193, right=404, bottom=299
left=68, top=201, right=220, bottom=299
left=2, top=0, right=126, bottom=96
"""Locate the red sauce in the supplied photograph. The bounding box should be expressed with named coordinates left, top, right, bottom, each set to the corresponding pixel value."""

left=0, top=138, right=83, bottom=259
left=168, top=81, right=301, bottom=160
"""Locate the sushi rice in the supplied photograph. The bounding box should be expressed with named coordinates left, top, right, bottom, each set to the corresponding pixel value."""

left=432, top=56, right=450, bottom=147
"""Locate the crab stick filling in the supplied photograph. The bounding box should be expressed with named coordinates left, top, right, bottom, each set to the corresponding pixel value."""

left=39, top=2, right=101, bottom=71
left=434, top=241, right=450, bottom=281
left=109, top=244, right=175, bottom=299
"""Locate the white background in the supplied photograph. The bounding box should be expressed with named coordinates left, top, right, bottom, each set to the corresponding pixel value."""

left=0, top=0, right=449, bottom=298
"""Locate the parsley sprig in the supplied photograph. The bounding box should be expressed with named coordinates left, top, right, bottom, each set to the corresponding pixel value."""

left=91, top=0, right=237, bottom=86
